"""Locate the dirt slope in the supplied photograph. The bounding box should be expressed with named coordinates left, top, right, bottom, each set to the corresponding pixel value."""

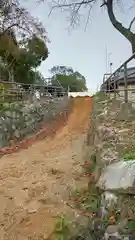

left=0, top=97, right=92, bottom=240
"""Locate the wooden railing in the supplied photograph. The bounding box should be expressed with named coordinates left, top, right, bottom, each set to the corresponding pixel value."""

left=101, top=53, right=135, bottom=103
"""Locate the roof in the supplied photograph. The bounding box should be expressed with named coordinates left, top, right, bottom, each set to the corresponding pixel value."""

left=101, top=67, right=135, bottom=90
left=117, top=67, right=135, bottom=82
left=105, top=67, right=135, bottom=83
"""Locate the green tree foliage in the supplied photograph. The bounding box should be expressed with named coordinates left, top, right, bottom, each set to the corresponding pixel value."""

left=0, top=32, right=48, bottom=84
left=13, top=35, right=48, bottom=84
left=0, top=58, right=9, bottom=80
left=0, top=0, right=49, bottom=85
left=50, top=65, right=87, bottom=92
left=34, top=71, right=47, bottom=85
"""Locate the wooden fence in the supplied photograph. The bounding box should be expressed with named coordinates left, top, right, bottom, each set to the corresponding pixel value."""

left=0, top=80, right=66, bottom=103
left=101, top=53, right=135, bottom=103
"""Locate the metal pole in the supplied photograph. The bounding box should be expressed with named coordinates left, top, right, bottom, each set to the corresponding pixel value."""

left=108, top=52, right=112, bottom=72
left=110, top=62, right=113, bottom=74
left=124, top=63, right=128, bottom=103
left=105, top=45, right=108, bottom=72
left=103, top=75, right=105, bottom=84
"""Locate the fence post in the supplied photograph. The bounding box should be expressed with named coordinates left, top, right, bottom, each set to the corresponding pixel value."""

left=108, top=79, right=111, bottom=99
left=114, top=74, right=116, bottom=99
left=124, top=63, right=128, bottom=103
left=117, top=71, right=120, bottom=98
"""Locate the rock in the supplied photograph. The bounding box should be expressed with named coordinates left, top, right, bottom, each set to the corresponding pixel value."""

left=118, top=128, right=129, bottom=134
left=98, top=160, right=135, bottom=194
left=101, top=148, right=119, bottom=165
left=98, top=125, right=118, bottom=141
left=0, top=97, right=69, bottom=148
left=25, top=200, right=41, bottom=214
left=14, top=129, right=20, bottom=138
left=100, top=100, right=108, bottom=105
left=4, top=127, right=8, bottom=132
left=101, top=191, right=117, bottom=208
left=2, top=102, right=10, bottom=109
left=12, top=124, right=16, bottom=130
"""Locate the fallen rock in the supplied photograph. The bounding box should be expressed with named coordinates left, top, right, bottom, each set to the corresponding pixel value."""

left=24, top=200, right=41, bottom=214
left=101, top=148, right=119, bottom=165
left=98, top=160, right=135, bottom=194
left=98, top=125, right=118, bottom=141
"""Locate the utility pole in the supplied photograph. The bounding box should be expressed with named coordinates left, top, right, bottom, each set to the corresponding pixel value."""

left=110, top=62, right=113, bottom=74
left=105, top=45, right=108, bottom=73
left=108, top=52, right=112, bottom=72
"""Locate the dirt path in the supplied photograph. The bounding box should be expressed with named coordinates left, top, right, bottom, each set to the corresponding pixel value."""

left=0, top=97, right=92, bottom=240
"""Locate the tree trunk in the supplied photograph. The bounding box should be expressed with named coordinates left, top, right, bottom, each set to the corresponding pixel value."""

left=131, top=35, right=135, bottom=53
left=106, top=0, right=135, bottom=54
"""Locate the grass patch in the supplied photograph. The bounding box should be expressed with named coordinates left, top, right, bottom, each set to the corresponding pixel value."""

left=53, top=215, right=95, bottom=240
left=69, top=185, right=101, bottom=215
left=80, top=194, right=100, bottom=213
left=53, top=215, right=71, bottom=240
left=69, top=188, right=87, bottom=203
left=120, top=142, right=135, bottom=161
left=83, top=153, right=97, bottom=176
left=93, top=91, right=109, bottom=103
left=123, top=151, right=135, bottom=161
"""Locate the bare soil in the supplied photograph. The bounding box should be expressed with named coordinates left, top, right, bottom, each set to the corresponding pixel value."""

left=0, top=97, right=92, bottom=240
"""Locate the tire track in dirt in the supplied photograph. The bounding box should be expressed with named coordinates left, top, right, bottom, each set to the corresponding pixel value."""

left=0, top=97, right=92, bottom=240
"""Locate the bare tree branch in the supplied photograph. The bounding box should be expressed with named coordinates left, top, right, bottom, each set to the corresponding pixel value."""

left=49, top=0, right=96, bottom=29
left=100, top=0, right=107, bottom=7
left=47, top=0, right=135, bottom=52
left=0, top=0, right=47, bottom=41
left=51, top=0, right=94, bottom=9
left=106, top=0, right=133, bottom=41
left=0, top=23, right=19, bottom=37
left=84, top=3, right=93, bottom=31
left=129, top=16, right=135, bottom=30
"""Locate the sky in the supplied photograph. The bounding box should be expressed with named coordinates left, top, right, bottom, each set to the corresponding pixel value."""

left=23, top=0, right=135, bottom=94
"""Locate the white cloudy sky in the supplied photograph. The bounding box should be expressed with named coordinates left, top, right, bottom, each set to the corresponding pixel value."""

left=23, top=0, right=135, bottom=94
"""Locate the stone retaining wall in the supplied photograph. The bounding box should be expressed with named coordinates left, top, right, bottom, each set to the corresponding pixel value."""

left=0, top=97, right=69, bottom=148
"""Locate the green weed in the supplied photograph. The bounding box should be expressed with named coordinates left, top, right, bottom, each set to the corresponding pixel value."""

left=123, top=151, right=135, bottom=161
left=83, top=153, right=97, bottom=176
left=53, top=215, right=70, bottom=240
